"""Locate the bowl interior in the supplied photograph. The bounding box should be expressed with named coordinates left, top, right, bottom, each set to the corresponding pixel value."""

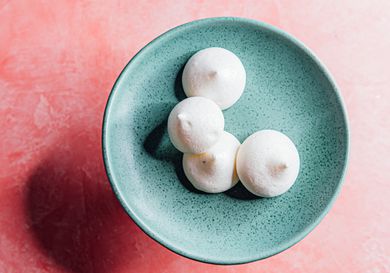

left=103, top=18, right=348, bottom=264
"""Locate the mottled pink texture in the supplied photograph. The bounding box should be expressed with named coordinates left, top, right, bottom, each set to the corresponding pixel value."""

left=1, top=1, right=389, bottom=272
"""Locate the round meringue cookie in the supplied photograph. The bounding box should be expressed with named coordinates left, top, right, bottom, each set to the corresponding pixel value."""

left=183, top=131, right=240, bottom=193
left=236, top=130, right=300, bottom=197
left=167, top=97, right=224, bottom=153
left=182, top=47, right=246, bottom=110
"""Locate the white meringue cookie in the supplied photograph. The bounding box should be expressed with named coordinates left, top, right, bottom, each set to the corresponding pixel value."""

left=167, top=97, right=224, bottom=153
left=182, top=47, right=246, bottom=110
left=236, top=130, right=300, bottom=197
left=183, top=131, right=240, bottom=193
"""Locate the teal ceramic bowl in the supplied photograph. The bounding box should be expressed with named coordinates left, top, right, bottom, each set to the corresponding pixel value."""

left=102, top=17, right=349, bottom=264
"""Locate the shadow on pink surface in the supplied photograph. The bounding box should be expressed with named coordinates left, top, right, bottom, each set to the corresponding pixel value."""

left=24, top=134, right=157, bottom=273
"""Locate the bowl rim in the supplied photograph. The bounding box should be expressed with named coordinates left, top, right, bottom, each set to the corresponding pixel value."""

left=102, top=16, right=350, bottom=265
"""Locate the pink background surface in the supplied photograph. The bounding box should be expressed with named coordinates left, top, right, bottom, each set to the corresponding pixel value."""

left=1, top=1, right=390, bottom=272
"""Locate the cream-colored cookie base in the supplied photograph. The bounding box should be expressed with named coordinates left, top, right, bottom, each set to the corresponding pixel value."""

left=183, top=131, right=240, bottom=193
left=167, top=97, right=224, bottom=153
left=182, top=47, right=246, bottom=110
left=237, top=130, right=300, bottom=197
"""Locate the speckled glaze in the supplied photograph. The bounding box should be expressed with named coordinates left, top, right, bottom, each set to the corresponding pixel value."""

left=102, top=17, right=349, bottom=264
